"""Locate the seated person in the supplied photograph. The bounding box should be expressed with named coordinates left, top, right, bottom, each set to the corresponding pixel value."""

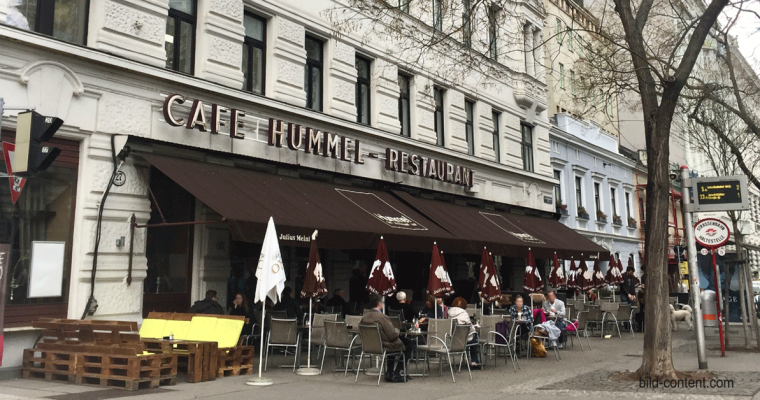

left=273, top=286, right=303, bottom=323
left=189, top=290, right=224, bottom=315
left=448, top=297, right=480, bottom=369
left=393, top=291, right=417, bottom=322
left=229, top=292, right=254, bottom=334
left=542, top=291, right=566, bottom=320
left=361, top=294, right=415, bottom=383
left=325, top=288, right=349, bottom=316
left=436, top=297, right=449, bottom=319
left=420, top=295, right=444, bottom=320
left=508, top=295, right=534, bottom=336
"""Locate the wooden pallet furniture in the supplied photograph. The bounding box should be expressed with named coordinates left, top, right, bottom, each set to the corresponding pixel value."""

left=139, top=312, right=254, bottom=381
left=22, top=319, right=178, bottom=391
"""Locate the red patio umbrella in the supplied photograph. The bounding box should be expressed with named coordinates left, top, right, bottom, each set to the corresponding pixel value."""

left=590, top=254, right=607, bottom=289
left=479, top=247, right=501, bottom=303
left=366, top=236, right=397, bottom=298
left=566, top=257, right=578, bottom=290
left=523, top=248, right=543, bottom=293
left=298, top=231, right=327, bottom=374
left=428, top=243, right=453, bottom=298
left=440, top=251, right=455, bottom=296
left=548, top=252, right=566, bottom=289
left=604, top=253, right=623, bottom=285
left=575, top=254, right=593, bottom=293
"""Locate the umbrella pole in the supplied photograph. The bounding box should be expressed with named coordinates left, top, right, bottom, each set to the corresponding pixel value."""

left=247, top=302, right=273, bottom=385
left=296, top=300, right=320, bottom=375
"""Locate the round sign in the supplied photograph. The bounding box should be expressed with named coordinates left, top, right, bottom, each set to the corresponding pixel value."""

left=112, top=171, right=127, bottom=187
left=694, top=218, right=730, bottom=249
left=717, top=247, right=726, bottom=256
left=700, top=248, right=709, bottom=256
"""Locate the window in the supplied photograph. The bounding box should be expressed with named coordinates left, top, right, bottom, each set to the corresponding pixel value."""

left=559, top=63, right=565, bottom=90
left=166, top=0, right=196, bottom=74
left=465, top=100, right=475, bottom=155
left=575, top=176, right=583, bottom=207
left=593, top=157, right=599, bottom=167
left=355, top=56, right=371, bottom=125
left=568, top=31, right=574, bottom=51
left=242, top=12, right=266, bottom=95
left=570, top=70, right=575, bottom=95
left=625, top=192, right=632, bottom=218
left=492, top=111, right=501, bottom=162
left=607, top=95, right=614, bottom=116
left=304, top=35, right=323, bottom=111
left=488, top=6, right=498, bottom=60
left=433, top=0, right=443, bottom=31
left=398, top=0, right=410, bottom=12
left=462, top=0, right=472, bottom=47
left=611, top=187, right=617, bottom=216
left=554, top=170, right=562, bottom=205
left=521, top=124, right=534, bottom=172
left=575, top=149, right=582, bottom=160
left=594, top=182, right=601, bottom=213
left=398, top=73, right=411, bottom=137
left=9, top=0, right=89, bottom=44
left=551, top=140, right=560, bottom=153
left=556, top=17, right=562, bottom=43
left=434, top=87, right=445, bottom=146
left=577, top=34, right=583, bottom=56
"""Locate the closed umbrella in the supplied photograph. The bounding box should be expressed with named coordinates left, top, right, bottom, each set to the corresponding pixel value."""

left=479, top=247, right=501, bottom=303
left=548, top=252, right=566, bottom=289
left=366, top=236, right=397, bottom=313
left=576, top=254, right=593, bottom=294
left=605, top=254, right=623, bottom=300
left=567, top=257, right=579, bottom=300
left=440, top=251, right=455, bottom=297
left=590, top=254, right=607, bottom=290
left=523, top=248, right=543, bottom=309
left=296, top=231, right=327, bottom=376
left=427, top=242, right=452, bottom=319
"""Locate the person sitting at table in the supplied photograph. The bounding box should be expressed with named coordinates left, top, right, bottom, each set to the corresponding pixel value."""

left=361, top=294, right=415, bottom=383
left=393, top=291, right=417, bottom=322
left=421, top=295, right=444, bottom=320
left=189, top=290, right=224, bottom=315
left=542, top=291, right=566, bottom=321
left=448, top=297, right=480, bottom=369
left=229, top=292, right=254, bottom=335
left=273, top=286, right=303, bottom=323
left=326, top=288, right=349, bottom=316
left=508, top=295, right=533, bottom=337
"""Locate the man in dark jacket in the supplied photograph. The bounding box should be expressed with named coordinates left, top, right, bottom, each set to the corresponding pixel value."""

left=189, top=290, right=224, bottom=314
left=326, top=288, right=349, bottom=316
left=273, top=286, right=303, bottom=323
left=361, top=294, right=414, bottom=383
left=621, top=267, right=638, bottom=303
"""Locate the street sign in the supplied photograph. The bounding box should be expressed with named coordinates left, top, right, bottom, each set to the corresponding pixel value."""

left=718, top=248, right=726, bottom=256
left=701, top=248, right=709, bottom=256
left=694, top=218, right=731, bottom=249
left=691, top=175, right=749, bottom=212
left=2, top=142, right=26, bottom=204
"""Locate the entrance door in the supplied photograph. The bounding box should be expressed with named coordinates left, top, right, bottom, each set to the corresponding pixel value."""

left=142, top=167, right=195, bottom=317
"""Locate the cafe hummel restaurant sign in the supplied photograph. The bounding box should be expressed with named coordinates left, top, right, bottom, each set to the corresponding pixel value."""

left=691, top=175, right=749, bottom=212
left=162, top=94, right=474, bottom=188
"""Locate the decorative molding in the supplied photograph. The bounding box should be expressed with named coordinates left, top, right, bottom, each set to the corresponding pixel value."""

left=18, top=61, right=84, bottom=95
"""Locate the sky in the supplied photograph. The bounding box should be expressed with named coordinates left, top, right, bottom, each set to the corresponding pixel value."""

left=725, top=2, right=760, bottom=73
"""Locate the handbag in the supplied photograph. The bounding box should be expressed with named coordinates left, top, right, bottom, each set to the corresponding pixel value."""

left=530, top=338, right=547, bottom=357
left=495, top=320, right=510, bottom=344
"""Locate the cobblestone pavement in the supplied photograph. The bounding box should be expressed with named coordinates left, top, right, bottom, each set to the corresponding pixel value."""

left=1, top=329, right=758, bottom=400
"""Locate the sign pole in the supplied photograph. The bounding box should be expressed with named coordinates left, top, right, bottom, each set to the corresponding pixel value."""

left=712, top=250, right=725, bottom=357
left=681, top=166, right=708, bottom=369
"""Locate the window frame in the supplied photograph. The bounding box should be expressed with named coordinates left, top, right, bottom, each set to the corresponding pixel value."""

left=554, top=169, right=563, bottom=205
left=492, top=111, right=501, bottom=163
left=570, top=70, right=575, bottom=95
left=625, top=192, right=632, bottom=219
left=462, top=0, right=472, bottom=47
left=559, top=63, right=565, bottom=90
left=20, top=0, right=90, bottom=45
left=521, top=123, right=534, bottom=172
left=434, top=87, right=445, bottom=147
left=398, top=0, right=410, bottom=12
left=465, top=100, right=475, bottom=155
left=556, top=17, right=562, bottom=43
left=610, top=187, right=618, bottom=216
left=594, top=181, right=602, bottom=214
left=575, top=176, right=583, bottom=208
left=487, top=6, right=498, bottom=60
left=398, top=73, right=412, bottom=137
left=304, top=35, right=324, bottom=112
left=242, top=11, right=267, bottom=95
left=166, top=1, right=197, bottom=74
left=433, top=0, right=443, bottom=31
left=355, top=55, right=372, bottom=125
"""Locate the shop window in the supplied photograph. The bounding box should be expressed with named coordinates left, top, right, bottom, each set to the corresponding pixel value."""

left=465, top=100, right=475, bottom=155
left=492, top=111, right=501, bottom=162
left=304, top=35, right=323, bottom=112
left=1, top=131, right=79, bottom=327
left=521, top=124, right=533, bottom=172
left=243, top=12, right=266, bottom=95
left=398, top=73, right=411, bottom=137
left=165, top=0, right=196, bottom=74
left=355, top=55, right=371, bottom=125
left=6, top=0, right=89, bottom=45
left=434, top=87, right=445, bottom=147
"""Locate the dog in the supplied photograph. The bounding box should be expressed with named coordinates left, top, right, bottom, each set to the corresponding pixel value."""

left=670, top=304, right=693, bottom=331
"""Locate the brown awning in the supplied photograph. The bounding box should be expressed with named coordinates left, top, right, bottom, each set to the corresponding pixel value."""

left=393, top=191, right=609, bottom=259
left=141, top=154, right=459, bottom=252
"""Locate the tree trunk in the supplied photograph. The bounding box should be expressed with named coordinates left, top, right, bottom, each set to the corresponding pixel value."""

left=724, top=259, right=732, bottom=349
left=743, top=262, right=760, bottom=348
left=636, top=111, right=678, bottom=380
left=732, top=226, right=751, bottom=349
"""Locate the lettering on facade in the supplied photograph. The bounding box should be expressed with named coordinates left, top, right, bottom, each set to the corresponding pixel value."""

left=279, top=234, right=311, bottom=243
left=384, top=148, right=474, bottom=188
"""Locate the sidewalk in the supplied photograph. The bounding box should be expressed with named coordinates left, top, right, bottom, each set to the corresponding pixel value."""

left=1, top=329, right=759, bottom=400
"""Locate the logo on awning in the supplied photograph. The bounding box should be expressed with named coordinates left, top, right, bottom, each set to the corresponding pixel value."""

left=336, top=189, right=428, bottom=231
left=480, top=212, right=546, bottom=244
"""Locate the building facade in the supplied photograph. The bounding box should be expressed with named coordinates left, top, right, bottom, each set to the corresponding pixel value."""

left=0, top=0, right=610, bottom=373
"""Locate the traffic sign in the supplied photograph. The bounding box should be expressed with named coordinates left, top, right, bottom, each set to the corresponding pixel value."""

left=700, top=248, right=709, bottom=256
left=691, top=175, right=749, bottom=212
left=717, top=248, right=726, bottom=256
left=694, top=218, right=731, bottom=249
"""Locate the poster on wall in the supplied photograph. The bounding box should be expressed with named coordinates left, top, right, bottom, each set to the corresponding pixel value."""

left=27, top=242, right=65, bottom=298
left=0, top=243, right=11, bottom=365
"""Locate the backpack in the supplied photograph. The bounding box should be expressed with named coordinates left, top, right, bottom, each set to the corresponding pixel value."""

left=530, top=338, right=547, bottom=357
left=495, top=320, right=510, bottom=344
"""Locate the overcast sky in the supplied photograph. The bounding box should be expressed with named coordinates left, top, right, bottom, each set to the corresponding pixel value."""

left=724, top=4, right=760, bottom=73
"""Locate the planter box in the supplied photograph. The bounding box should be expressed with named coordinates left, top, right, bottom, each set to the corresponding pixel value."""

left=577, top=212, right=589, bottom=220
left=597, top=216, right=607, bottom=223
left=612, top=220, right=623, bottom=226
left=628, top=222, right=637, bottom=229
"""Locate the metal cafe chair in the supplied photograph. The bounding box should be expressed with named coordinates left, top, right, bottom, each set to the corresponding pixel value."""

left=310, top=314, right=339, bottom=359
left=614, top=303, right=635, bottom=337
left=415, top=318, right=452, bottom=373
left=585, top=305, right=603, bottom=336
left=387, top=309, right=403, bottom=320
left=484, top=318, right=518, bottom=372
left=423, top=323, right=472, bottom=382
left=600, top=302, right=622, bottom=338
left=477, top=315, right=502, bottom=369
left=264, top=318, right=300, bottom=372
left=575, top=310, right=593, bottom=350
left=345, top=315, right=362, bottom=329
left=528, top=325, right=560, bottom=361
left=320, top=320, right=361, bottom=376
left=354, top=323, right=407, bottom=385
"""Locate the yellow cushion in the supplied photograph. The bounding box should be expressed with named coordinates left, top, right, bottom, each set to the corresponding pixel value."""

left=139, top=319, right=166, bottom=339
left=215, top=318, right=244, bottom=348
left=185, top=316, right=218, bottom=342
left=163, top=320, right=191, bottom=340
